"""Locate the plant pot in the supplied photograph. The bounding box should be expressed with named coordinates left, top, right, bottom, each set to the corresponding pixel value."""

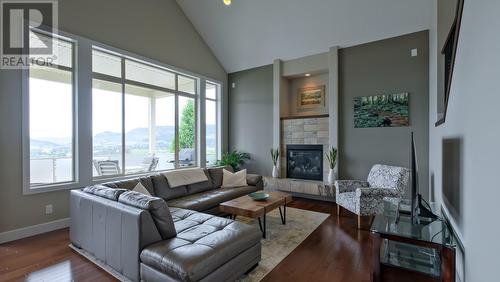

left=328, top=169, right=336, bottom=185
left=272, top=165, right=279, bottom=178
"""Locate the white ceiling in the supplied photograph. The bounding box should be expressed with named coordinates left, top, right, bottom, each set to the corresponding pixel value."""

left=176, top=0, right=434, bottom=73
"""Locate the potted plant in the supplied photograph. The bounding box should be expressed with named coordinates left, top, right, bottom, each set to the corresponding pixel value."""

left=325, top=147, right=338, bottom=185
left=216, top=151, right=251, bottom=171
left=270, top=148, right=280, bottom=178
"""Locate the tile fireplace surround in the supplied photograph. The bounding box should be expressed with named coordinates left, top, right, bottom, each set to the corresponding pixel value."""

left=280, top=116, right=330, bottom=180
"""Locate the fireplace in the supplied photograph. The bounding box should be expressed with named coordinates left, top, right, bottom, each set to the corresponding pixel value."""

left=286, top=145, right=323, bottom=181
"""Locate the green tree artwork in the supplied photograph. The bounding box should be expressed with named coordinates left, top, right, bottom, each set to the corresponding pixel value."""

left=353, top=93, right=409, bottom=128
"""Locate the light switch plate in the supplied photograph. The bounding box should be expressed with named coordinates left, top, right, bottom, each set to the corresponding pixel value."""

left=411, top=48, right=418, bottom=57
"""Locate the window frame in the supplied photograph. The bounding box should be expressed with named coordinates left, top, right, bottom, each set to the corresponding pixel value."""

left=205, top=81, right=222, bottom=166
left=91, top=48, right=201, bottom=180
left=22, top=29, right=80, bottom=194
left=22, top=29, right=224, bottom=194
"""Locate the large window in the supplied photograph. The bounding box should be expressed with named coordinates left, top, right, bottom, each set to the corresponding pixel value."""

left=28, top=31, right=75, bottom=187
left=205, top=82, right=220, bottom=165
left=92, top=79, right=123, bottom=176
left=92, top=48, right=198, bottom=178
left=24, top=31, right=222, bottom=192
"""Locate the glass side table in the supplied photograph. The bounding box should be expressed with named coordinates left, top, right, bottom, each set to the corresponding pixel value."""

left=370, top=200, right=456, bottom=282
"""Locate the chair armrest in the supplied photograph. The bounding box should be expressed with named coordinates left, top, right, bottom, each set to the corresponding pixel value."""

left=247, top=174, right=263, bottom=189
left=335, top=180, right=369, bottom=194
left=356, top=187, right=400, bottom=198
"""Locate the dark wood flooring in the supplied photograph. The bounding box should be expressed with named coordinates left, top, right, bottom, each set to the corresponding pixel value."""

left=0, top=198, right=420, bottom=282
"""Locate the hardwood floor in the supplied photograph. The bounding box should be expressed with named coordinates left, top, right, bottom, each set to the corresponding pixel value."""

left=263, top=198, right=372, bottom=282
left=0, top=228, right=115, bottom=282
left=0, top=198, right=419, bottom=282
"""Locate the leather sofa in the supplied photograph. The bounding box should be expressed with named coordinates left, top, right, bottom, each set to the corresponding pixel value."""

left=70, top=166, right=263, bottom=282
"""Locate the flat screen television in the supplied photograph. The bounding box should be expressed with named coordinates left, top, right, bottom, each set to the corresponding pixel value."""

left=399, top=132, right=437, bottom=223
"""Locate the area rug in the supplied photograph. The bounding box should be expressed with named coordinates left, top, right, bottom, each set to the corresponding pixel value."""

left=70, top=207, right=329, bottom=282
left=236, top=207, right=329, bottom=282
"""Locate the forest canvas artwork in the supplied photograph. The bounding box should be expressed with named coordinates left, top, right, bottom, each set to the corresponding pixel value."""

left=354, top=93, right=409, bottom=128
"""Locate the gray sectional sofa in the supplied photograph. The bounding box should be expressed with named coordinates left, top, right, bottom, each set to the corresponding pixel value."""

left=70, top=166, right=263, bottom=282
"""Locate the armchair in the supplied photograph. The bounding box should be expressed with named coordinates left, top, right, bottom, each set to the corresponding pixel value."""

left=335, top=164, right=409, bottom=228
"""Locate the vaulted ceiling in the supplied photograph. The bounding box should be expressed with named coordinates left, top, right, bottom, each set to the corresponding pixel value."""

left=176, top=0, right=434, bottom=73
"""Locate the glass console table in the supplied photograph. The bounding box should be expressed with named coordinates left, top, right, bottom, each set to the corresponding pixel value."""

left=370, top=200, right=456, bottom=282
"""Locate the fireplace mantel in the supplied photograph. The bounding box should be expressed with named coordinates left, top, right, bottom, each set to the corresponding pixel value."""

left=280, top=114, right=329, bottom=121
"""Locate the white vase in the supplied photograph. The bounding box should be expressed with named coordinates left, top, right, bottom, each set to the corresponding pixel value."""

left=328, top=169, right=336, bottom=185
left=272, top=165, right=279, bottom=178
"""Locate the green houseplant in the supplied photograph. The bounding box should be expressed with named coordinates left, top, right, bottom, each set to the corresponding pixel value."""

left=270, top=148, right=280, bottom=178
left=325, top=147, right=338, bottom=185
left=216, top=151, right=251, bottom=171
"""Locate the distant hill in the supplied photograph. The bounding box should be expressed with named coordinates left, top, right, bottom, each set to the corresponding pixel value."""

left=30, top=139, right=62, bottom=149
left=34, top=124, right=217, bottom=148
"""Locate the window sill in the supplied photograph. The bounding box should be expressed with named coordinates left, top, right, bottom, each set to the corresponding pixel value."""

left=23, top=181, right=83, bottom=195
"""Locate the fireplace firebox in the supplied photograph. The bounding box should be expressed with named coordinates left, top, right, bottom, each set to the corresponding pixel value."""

left=286, top=145, right=323, bottom=181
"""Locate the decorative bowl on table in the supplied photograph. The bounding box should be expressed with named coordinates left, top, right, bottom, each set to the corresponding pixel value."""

left=249, top=192, right=270, bottom=201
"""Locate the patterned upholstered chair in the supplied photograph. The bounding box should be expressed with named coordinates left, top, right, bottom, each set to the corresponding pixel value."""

left=335, top=164, right=410, bottom=229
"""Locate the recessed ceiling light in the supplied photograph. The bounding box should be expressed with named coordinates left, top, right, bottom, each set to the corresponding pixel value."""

left=223, top=0, right=231, bottom=6
left=305, top=73, right=311, bottom=77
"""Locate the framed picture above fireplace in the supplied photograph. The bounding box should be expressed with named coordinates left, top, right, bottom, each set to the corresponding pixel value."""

left=297, top=85, right=326, bottom=110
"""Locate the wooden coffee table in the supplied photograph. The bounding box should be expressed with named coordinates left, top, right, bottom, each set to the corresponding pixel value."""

left=220, top=191, right=292, bottom=238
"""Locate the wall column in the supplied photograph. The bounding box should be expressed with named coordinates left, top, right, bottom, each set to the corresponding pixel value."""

left=272, top=59, right=282, bottom=152
left=328, top=47, right=339, bottom=177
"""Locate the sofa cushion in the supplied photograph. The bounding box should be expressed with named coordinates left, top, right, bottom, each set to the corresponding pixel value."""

left=83, top=185, right=127, bottom=201
left=118, top=191, right=177, bottom=239
left=138, top=176, right=156, bottom=195
left=166, top=186, right=259, bottom=212
left=246, top=174, right=263, bottom=186
left=186, top=169, right=213, bottom=194
left=150, top=174, right=188, bottom=201
left=103, top=176, right=156, bottom=196
left=207, top=166, right=233, bottom=188
left=102, top=179, right=138, bottom=190
left=140, top=208, right=261, bottom=282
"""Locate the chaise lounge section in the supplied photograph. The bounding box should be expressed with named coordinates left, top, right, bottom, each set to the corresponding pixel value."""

left=70, top=166, right=263, bottom=282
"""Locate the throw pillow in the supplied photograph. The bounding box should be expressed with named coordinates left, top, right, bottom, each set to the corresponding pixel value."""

left=133, top=182, right=151, bottom=196
left=222, top=169, right=248, bottom=188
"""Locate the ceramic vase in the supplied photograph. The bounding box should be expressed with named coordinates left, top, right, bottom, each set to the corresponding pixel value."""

left=272, top=165, right=279, bottom=178
left=328, top=169, right=336, bottom=185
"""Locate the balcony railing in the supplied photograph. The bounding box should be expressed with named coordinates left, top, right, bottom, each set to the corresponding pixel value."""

left=31, top=153, right=218, bottom=185
left=30, top=157, right=73, bottom=185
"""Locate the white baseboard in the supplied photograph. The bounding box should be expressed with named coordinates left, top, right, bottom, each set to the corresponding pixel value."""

left=0, top=218, right=70, bottom=244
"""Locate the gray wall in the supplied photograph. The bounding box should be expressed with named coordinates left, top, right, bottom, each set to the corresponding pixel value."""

left=228, top=32, right=430, bottom=192
left=286, top=74, right=329, bottom=117
left=429, top=1, right=500, bottom=281
left=0, top=0, right=226, bottom=233
left=228, top=65, right=274, bottom=176
left=338, top=30, right=429, bottom=199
